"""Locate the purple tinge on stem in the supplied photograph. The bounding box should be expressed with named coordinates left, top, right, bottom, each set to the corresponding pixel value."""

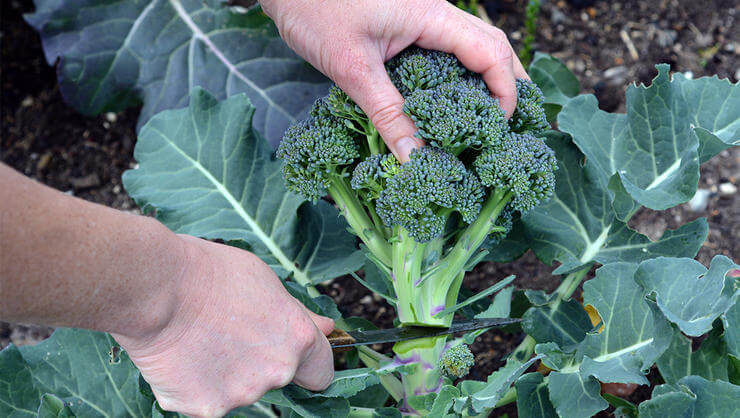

left=391, top=272, right=396, bottom=282
left=413, top=277, right=422, bottom=286
left=430, top=304, right=446, bottom=316
left=413, top=377, right=445, bottom=396
left=393, top=353, right=434, bottom=370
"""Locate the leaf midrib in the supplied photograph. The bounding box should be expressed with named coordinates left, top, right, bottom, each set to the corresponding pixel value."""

left=148, top=125, right=310, bottom=286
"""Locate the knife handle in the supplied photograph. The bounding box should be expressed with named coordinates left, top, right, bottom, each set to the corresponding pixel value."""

left=327, top=328, right=355, bottom=353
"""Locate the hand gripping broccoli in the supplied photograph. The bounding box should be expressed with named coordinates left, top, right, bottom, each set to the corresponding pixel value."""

left=277, top=47, right=556, bottom=404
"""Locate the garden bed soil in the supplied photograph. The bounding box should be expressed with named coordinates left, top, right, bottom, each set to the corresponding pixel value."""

left=2, top=0, right=738, bottom=416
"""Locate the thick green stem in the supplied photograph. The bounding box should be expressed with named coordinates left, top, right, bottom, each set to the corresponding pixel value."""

left=329, top=178, right=392, bottom=265
left=393, top=336, right=449, bottom=413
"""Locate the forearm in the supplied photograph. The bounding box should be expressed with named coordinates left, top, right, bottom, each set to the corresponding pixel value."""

left=0, top=163, right=185, bottom=339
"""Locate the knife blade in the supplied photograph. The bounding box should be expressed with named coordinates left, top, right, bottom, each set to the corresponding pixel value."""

left=328, top=317, right=521, bottom=350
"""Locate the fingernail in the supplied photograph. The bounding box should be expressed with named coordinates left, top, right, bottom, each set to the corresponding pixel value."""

left=395, top=137, right=420, bottom=163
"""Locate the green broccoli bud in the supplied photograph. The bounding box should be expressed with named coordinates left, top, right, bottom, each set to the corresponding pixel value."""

left=403, top=78, right=510, bottom=155
left=474, top=133, right=557, bottom=212
left=387, top=48, right=467, bottom=96
left=438, top=344, right=475, bottom=378
left=351, top=153, right=400, bottom=201
left=276, top=110, right=360, bottom=201
left=510, top=78, right=549, bottom=135
left=375, top=147, right=484, bottom=242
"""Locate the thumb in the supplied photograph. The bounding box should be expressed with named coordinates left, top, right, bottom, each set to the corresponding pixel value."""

left=334, top=56, right=423, bottom=163
left=305, top=309, right=335, bottom=336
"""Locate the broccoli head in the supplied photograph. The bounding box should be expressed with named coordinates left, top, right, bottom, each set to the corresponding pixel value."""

left=439, top=344, right=475, bottom=378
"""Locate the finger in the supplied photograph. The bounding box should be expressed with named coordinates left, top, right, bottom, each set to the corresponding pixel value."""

left=305, top=310, right=335, bottom=336
left=463, top=13, right=530, bottom=80
left=292, top=326, right=335, bottom=391
left=416, top=4, right=518, bottom=117
left=332, top=51, right=423, bottom=163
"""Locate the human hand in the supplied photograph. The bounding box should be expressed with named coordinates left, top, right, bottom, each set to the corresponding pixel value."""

left=260, top=0, right=528, bottom=162
left=112, top=235, right=335, bottom=417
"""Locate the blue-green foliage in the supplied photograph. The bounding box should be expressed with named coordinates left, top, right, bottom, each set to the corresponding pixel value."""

left=439, top=344, right=475, bottom=378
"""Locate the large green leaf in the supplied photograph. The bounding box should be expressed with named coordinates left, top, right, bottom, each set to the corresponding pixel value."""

left=515, top=373, right=557, bottom=418
left=123, top=88, right=363, bottom=285
left=558, top=65, right=739, bottom=210
left=522, top=132, right=707, bottom=274
left=533, top=262, right=673, bottom=417
left=0, top=329, right=150, bottom=418
left=25, top=0, right=329, bottom=146
left=528, top=52, right=580, bottom=121
left=635, top=255, right=739, bottom=337
left=547, top=372, right=607, bottom=418
left=521, top=294, right=593, bottom=351
left=723, top=301, right=740, bottom=361
left=656, top=326, right=728, bottom=384
left=575, top=263, right=672, bottom=384
left=469, top=356, right=542, bottom=412
left=638, top=376, right=740, bottom=418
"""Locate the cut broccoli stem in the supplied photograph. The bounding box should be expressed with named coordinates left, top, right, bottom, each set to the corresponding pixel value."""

left=393, top=336, right=448, bottom=404
left=328, top=177, right=392, bottom=266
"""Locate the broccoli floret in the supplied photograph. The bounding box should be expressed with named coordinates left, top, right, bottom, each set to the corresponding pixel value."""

left=372, top=147, right=483, bottom=243
left=403, top=78, right=509, bottom=155
left=439, top=344, right=475, bottom=378
left=387, top=48, right=466, bottom=96
left=510, top=78, right=549, bottom=135
left=277, top=114, right=360, bottom=201
left=474, top=133, right=557, bottom=212
left=351, top=154, right=401, bottom=201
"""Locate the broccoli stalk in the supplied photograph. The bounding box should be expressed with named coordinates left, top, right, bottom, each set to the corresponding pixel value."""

left=277, top=47, right=555, bottom=406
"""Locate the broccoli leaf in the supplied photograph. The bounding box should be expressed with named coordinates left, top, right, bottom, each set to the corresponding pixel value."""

left=0, top=329, right=151, bottom=417
left=522, top=132, right=707, bottom=274
left=634, top=255, right=739, bottom=337
left=533, top=262, right=674, bottom=417
left=25, top=0, right=329, bottom=146
left=515, top=373, right=558, bottom=418
left=723, top=301, right=740, bottom=364
left=528, top=52, right=580, bottom=121
left=656, top=326, right=728, bottom=384
left=558, top=65, right=739, bottom=211
left=547, top=372, right=607, bottom=418
left=521, top=295, right=593, bottom=351
left=638, top=376, right=740, bottom=418
left=467, top=356, right=543, bottom=412
left=123, top=88, right=363, bottom=285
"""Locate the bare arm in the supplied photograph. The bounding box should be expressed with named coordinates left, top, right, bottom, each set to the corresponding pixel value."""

left=0, top=162, right=185, bottom=338
left=0, top=163, right=335, bottom=416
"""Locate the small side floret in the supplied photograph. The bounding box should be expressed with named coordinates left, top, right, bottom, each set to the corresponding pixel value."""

left=439, top=344, right=475, bottom=378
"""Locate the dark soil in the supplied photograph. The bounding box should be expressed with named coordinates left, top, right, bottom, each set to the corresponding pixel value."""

left=2, top=0, right=738, bottom=416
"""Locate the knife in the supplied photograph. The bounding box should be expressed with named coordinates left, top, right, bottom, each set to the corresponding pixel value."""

left=327, top=317, right=520, bottom=351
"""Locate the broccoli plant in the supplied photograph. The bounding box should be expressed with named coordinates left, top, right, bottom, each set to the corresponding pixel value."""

left=3, top=1, right=739, bottom=416
left=275, top=47, right=558, bottom=403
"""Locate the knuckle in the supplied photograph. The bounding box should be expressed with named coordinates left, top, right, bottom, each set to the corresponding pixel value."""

left=369, top=101, right=405, bottom=133
left=292, top=319, right=319, bottom=352
left=267, top=364, right=296, bottom=389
